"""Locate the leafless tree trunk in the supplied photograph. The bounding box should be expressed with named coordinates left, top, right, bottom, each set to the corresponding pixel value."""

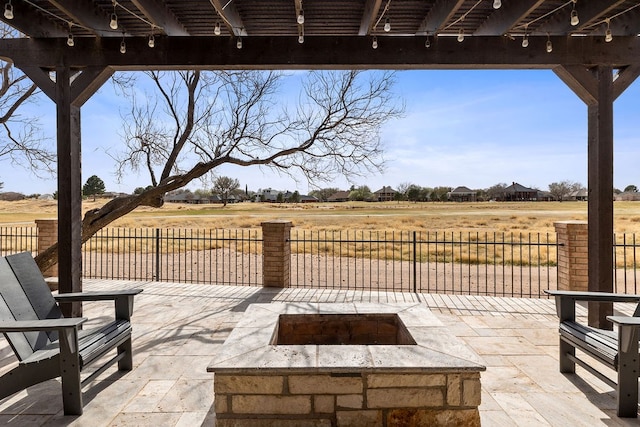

left=35, top=70, right=403, bottom=271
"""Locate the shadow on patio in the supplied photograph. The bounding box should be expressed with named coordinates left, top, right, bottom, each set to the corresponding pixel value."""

left=0, top=279, right=638, bottom=426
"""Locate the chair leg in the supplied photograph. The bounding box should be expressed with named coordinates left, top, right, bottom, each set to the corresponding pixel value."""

left=559, top=338, right=575, bottom=373
left=117, top=338, right=133, bottom=371
left=59, top=328, right=83, bottom=415
left=617, top=325, right=639, bottom=418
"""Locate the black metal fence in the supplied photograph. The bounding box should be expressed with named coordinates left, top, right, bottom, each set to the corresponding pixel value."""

left=2, top=226, right=640, bottom=297
left=290, top=230, right=559, bottom=297
left=83, top=228, right=263, bottom=286
left=0, top=226, right=37, bottom=256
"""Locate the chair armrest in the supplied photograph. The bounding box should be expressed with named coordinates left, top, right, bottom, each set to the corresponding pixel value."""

left=0, top=317, right=87, bottom=333
left=607, top=316, right=640, bottom=326
left=545, top=290, right=640, bottom=303
left=55, top=289, right=142, bottom=321
left=54, top=289, right=143, bottom=302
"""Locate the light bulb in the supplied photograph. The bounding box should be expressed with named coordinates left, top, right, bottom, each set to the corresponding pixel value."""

left=148, top=34, right=155, bottom=48
left=521, top=35, right=529, bottom=48
left=605, top=28, right=612, bottom=42
left=67, top=33, right=74, bottom=47
left=384, top=18, right=390, bottom=32
left=297, top=10, right=304, bottom=25
left=298, top=34, right=304, bottom=43
left=425, top=37, right=431, bottom=48
left=372, top=36, right=378, bottom=49
left=493, top=0, right=501, bottom=9
left=236, top=37, right=242, bottom=49
left=120, top=39, right=126, bottom=54
left=214, top=22, right=221, bottom=35
left=546, top=39, right=552, bottom=53
left=4, top=1, right=13, bottom=20
left=110, top=13, right=118, bottom=30
left=457, top=28, right=464, bottom=42
left=570, top=10, right=579, bottom=26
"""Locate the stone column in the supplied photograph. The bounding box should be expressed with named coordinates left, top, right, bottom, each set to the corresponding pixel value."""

left=35, top=219, right=59, bottom=281
left=555, top=221, right=588, bottom=292
left=261, top=220, right=292, bottom=287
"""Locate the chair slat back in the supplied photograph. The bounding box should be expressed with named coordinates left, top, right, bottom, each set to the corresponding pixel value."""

left=0, top=253, right=61, bottom=360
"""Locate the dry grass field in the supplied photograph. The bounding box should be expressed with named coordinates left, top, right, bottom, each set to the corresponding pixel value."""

left=1, top=198, right=640, bottom=235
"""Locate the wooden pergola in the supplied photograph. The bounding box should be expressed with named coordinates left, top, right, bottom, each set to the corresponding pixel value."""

left=0, top=0, right=639, bottom=327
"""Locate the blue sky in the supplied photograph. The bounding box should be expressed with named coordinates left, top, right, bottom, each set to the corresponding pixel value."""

left=2, top=69, right=639, bottom=195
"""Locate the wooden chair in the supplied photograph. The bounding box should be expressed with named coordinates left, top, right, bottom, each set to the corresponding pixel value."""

left=546, top=289, right=640, bottom=417
left=0, top=252, right=142, bottom=415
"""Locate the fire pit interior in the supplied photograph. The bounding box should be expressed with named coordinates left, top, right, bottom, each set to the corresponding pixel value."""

left=273, top=313, right=417, bottom=345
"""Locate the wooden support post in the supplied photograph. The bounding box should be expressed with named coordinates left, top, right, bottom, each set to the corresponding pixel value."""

left=587, top=66, right=614, bottom=329
left=56, top=66, right=83, bottom=318
left=554, top=65, right=640, bottom=329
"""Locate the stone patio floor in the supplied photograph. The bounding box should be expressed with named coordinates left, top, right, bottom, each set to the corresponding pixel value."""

left=1, top=279, right=639, bottom=426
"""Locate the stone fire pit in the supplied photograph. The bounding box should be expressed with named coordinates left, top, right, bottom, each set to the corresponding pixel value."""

left=208, top=303, right=485, bottom=426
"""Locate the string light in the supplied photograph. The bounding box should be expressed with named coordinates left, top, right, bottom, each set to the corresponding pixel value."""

left=493, top=0, right=501, bottom=9
left=110, top=12, right=118, bottom=30
left=384, top=18, right=391, bottom=32
left=570, top=1, right=579, bottom=26
left=372, top=36, right=378, bottom=49
left=521, top=34, right=529, bottom=48
left=546, top=35, right=552, bottom=53
left=214, top=22, right=221, bottom=35
left=605, top=19, right=612, bottom=42
left=148, top=34, right=155, bottom=48
left=4, top=0, right=13, bottom=20
left=298, top=27, right=304, bottom=43
left=457, top=28, right=464, bottom=42
left=424, top=36, right=431, bottom=48
left=297, top=10, right=304, bottom=25
left=236, top=36, right=242, bottom=49
left=67, top=33, right=74, bottom=47
left=120, top=36, right=126, bottom=54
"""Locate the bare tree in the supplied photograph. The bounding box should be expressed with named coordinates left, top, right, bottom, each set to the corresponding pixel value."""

left=213, top=176, right=240, bottom=207
left=548, top=180, right=582, bottom=201
left=36, top=69, right=403, bottom=270
left=0, top=25, right=53, bottom=175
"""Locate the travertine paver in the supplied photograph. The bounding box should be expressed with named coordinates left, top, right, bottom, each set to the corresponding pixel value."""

left=0, top=280, right=638, bottom=426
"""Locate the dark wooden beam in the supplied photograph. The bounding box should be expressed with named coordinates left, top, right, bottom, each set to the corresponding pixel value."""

left=70, top=67, right=114, bottom=106
left=417, top=0, right=465, bottom=34
left=474, top=0, right=545, bottom=36
left=359, top=0, right=383, bottom=36
left=209, top=0, right=246, bottom=36
left=130, top=0, right=189, bottom=36
left=537, top=1, right=626, bottom=35
left=613, top=65, right=640, bottom=100
left=1, top=36, right=638, bottom=70
left=0, top=3, right=66, bottom=37
left=48, top=0, right=113, bottom=37
left=587, top=65, right=615, bottom=329
left=55, top=66, right=83, bottom=318
left=552, top=65, right=597, bottom=105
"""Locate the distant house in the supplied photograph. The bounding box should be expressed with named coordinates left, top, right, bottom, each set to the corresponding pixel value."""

left=500, top=182, right=539, bottom=201
left=537, top=190, right=554, bottom=201
left=327, top=190, right=351, bottom=202
left=299, top=195, right=319, bottom=203
left=615, top=191, right=640, bottom=201
left=448, top=186, right=476, bottom=202
left=374, top=186, right=397, bottom=202
left=570, top=188, right=588, bottom=201
left=165, top=192, right=219, bottom=204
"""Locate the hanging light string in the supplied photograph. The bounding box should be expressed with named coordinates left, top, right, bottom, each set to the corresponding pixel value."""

left=372, top=0, right=392, bottom=33
left=579, top=2, right=640, bottom=32
left=16, top=0, right=163, bottom=36
left=511, top=0, right=574, bottom=33
left=441, top=0, right=483, bottom=33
